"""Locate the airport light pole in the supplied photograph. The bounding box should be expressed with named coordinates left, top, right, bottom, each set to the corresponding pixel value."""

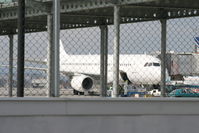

left=17, top=0, right=25, bottom=97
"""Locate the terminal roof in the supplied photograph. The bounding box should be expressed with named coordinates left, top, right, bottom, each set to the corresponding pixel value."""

left=0, top=0, right=199, bottom=35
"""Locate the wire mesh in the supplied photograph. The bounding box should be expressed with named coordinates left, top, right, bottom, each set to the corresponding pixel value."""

left=0, top=8, right=199, bottom=97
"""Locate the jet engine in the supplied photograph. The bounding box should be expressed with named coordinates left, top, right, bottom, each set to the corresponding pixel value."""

left=71, top=75, right=93, bottom=92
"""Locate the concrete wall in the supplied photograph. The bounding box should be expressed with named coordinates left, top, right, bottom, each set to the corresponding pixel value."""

left=0, top=98, right=199, bottom=133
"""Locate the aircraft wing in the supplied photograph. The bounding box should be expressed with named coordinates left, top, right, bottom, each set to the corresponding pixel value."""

left=1, top=64, right=100, bottom=80
left=24, top=59, right=46, bottom=64
left=61, top=71, right=100, bottom=80
left=1, top=65, right=47, bottom=71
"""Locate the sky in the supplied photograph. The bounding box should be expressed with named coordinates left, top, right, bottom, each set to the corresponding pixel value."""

left=0, top=16, right=199, bottom=61
left=0, top=16, right=198, bottom=68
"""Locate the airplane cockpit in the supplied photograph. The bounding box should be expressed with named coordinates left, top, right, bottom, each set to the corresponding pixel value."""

left=144, top=62, right=160, bottom=67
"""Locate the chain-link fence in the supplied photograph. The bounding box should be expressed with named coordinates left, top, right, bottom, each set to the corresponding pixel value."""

left=1, top=1, right=199, bottom=97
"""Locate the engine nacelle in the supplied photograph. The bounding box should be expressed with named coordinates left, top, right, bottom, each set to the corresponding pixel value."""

left=71, top=75, right=93, bottom=92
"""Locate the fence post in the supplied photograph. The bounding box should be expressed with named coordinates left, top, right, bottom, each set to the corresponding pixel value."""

left=8, top=34, right=13, bottom=97
left=160, top=18, right=167, bottom=97
left=104, top=26, right=108, bottom=97
left=47, top=10, right=54, bottom=97
left=100, top=25, right=108, bottom=97
left=53, top=0, right=60, bottom=97
left=112, top=5, right=120, bottom=98
left=17, top=0, right=25, bottom=97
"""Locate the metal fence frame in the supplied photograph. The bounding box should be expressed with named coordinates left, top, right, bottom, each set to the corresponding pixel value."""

left=0, top=0, right=199, bottom=97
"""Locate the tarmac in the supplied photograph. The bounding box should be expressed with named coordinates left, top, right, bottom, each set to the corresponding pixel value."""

left=0, top=87, right=100, bottom=97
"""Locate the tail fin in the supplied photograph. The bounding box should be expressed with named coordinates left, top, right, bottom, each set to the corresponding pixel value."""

left=194, top=37, right=199, bottom=47
left=60, top=40, right=68, bottom=58
left=194, top=37, right=199, bottom=53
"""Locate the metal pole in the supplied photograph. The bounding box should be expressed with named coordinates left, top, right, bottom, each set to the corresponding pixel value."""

left=112, top=5, right=120, bottom=98
left=104, top=26, right=108, bottom=96
left=100, top=26, right=105, bottom=97
left=47, top=12, right=54, bottom=97
left=160, top=19, right=167, bottom=97
left=17, top=0, right=25, bottom=97
left=53, top=0, right=60, bottom=97
left=8, top=34, right=14, bottom=97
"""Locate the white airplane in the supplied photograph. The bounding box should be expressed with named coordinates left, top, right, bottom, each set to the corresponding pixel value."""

left=59, top=41, right=170, bottom=93
left=5, top=41, right=169, bottom=94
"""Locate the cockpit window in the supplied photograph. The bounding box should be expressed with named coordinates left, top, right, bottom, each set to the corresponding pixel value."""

left=148, top=63, right=152, bottom=66
left=153, top=63, right=160, bottom=66
left=144, top=63, right=148, bottom=67
left=144, top=62, right=160, bottom=67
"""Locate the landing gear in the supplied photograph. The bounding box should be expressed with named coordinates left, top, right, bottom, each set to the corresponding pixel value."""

left=73, top=90, right=84, bottom=95
left=79, top=92, right=84, bottom=95
left=73, top=89, right=78, bottom=95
